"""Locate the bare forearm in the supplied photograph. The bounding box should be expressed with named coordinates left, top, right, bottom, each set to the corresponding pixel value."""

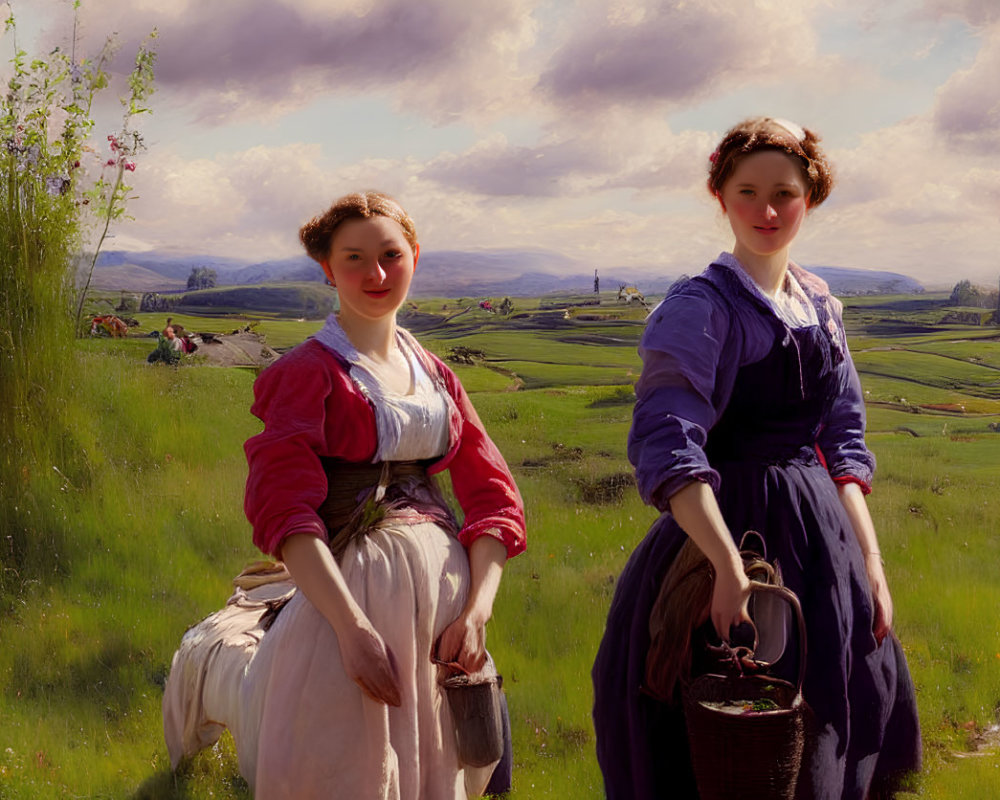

left=279, top=533, right=366, bottom=634
left=668, top=480, right=750, bottom=638
left=281, top=534, right=402, bottom=703
left=463, top=534, right=508, bottom=624
left=837, top=481, right=894, bottom=639
left=435, top=534, right=508, bottom=671
left=668, top=481, right=742, bottom=578
left=837, top=482, right=880, bottom=556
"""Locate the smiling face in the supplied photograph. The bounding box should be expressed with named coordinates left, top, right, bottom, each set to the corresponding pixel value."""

left=320, top=215, right=418, bottom=327
left=719, top=149, right=809, bottom=266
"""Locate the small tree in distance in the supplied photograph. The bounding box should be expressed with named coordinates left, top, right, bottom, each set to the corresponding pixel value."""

left=187, top=266, right=218, bottom=290
left=950, top=279, right=998, bottom=310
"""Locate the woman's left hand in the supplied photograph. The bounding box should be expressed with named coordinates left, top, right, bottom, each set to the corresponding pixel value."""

left=836, top=482, right=894, bottom=646
left=865, top=552, right=893, bottom=644
left=436, top=608, right=488, bottom=674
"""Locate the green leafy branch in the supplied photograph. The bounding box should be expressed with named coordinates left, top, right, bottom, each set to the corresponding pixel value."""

left=73, top=31, right=158, bottom=332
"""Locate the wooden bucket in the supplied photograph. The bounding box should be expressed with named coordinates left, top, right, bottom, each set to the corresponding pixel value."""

left=442, top=674, right=505, bottom=767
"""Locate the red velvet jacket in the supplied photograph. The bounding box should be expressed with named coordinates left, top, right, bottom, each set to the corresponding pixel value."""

left=244, top=337, right=526, bottom=560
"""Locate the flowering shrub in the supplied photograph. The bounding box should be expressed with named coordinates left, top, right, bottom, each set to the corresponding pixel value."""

left=0, top=8, right=156, bottom=335
left=0, top=5, right=156, bottom=593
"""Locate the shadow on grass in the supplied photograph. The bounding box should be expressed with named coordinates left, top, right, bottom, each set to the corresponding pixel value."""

left=131, top=768, right=251, bottom=800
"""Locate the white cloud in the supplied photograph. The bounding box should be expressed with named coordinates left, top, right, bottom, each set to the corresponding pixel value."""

left=538, top=0, right=820, bottom=109
left=421, top=115, right=714, bottom=199
left=45, top=0, right=541, bottom=127
left=123, top=143, right=346, bottom=257
left=10, top=0, right=997, bottom=287
left=932, top=24, right=1000, bottom=152
left=794, top=116, right=998, bottom=282
left=918, top=0, right=1000, bottom=27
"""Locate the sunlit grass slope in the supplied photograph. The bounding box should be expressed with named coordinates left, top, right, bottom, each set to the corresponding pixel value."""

left=2, top=295, right=999, bottom=798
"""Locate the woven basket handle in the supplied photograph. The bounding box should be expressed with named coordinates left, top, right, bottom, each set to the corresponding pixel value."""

left=748, top=582, right=807, bottom=697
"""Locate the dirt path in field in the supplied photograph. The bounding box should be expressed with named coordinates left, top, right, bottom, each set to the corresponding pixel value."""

left=192, top=332, right=280, bottom=368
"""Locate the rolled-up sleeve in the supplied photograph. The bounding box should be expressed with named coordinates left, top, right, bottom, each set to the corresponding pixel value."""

left=816, top=345, right=876, bottom=493
left=628, top=281, right=737, bottom=511
left=430, top=359, right=526, bottom=560
left=244, top=353, right=333, bottom=557
left=244, top=345, right=378, bottom=557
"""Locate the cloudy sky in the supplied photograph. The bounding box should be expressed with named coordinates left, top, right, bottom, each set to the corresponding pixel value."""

left=7, top=0, right=1000, bottom=287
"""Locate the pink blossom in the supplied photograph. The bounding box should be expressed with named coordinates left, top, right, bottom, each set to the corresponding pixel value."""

left=124, top=161, right=136, bottom=172
left=106, top=158, right=116, bottom=166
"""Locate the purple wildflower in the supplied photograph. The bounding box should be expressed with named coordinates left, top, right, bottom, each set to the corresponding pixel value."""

left=44, top=175, right=70, bottom=196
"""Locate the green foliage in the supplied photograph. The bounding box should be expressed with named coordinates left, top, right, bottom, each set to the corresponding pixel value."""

left=74, top=29, right=158, bottom=328
left=0, top=352, right=258, bottom=799
left=949, top=279, right=998, bottom=310
left=0, top=8, right=156, bottom=597
left=146, top=334, right=181, bottom=365
left=3, top=293, right=1000, bottom=797
left=185, top=266, right=218, bottom=291
left=1, top=16, right=89, bottom=597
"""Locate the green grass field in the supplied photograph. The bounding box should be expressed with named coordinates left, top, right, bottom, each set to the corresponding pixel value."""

left=1, top=293, right=999, bottom=798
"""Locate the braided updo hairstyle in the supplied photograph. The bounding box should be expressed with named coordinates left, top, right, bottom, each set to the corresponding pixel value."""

left=299, top=191, right=418, bottom=263
left=707, top=117, right=834, bottom=208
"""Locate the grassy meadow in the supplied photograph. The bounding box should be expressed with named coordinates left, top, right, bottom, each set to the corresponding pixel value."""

left=1, top=290, right=999, bottom=798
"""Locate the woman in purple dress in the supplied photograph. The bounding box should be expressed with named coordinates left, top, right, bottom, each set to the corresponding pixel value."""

left=592, top=118, right=921, bottom=799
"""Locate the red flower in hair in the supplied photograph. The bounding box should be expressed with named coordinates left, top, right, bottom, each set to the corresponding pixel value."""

left=708, top=149, right=720, bottom=164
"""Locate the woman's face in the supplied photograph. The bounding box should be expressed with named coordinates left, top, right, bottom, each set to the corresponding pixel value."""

left=719, top=149, right=809, bottom=262
left=321, top=215, right=418, bottom=326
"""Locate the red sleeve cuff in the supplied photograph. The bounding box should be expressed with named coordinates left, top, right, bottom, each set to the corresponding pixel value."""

left=832, top=475, right=871, bottom=496
left=257, top=517, right=329, bottom=559
left=458, top=522, right=526, bottom=560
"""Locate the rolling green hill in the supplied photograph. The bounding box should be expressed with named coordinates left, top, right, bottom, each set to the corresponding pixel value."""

left=169, top=283, right=336, bottom=319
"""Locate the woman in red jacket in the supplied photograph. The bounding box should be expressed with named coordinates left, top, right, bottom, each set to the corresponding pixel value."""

left=164, top=192, right=526, bottom=799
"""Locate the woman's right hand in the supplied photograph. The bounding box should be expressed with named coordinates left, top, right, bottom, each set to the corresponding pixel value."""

left=339, top=616, right=402, bottom=707
left=668, top=481, right=752, bottom=641
left=710, top=561, right=752, bottom=642
left=277, top=535, right=403, bottom=706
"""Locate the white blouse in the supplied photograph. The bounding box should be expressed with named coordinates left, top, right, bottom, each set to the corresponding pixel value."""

left=720, top=255, right=820, bottom=329
left=312, top=315, right=451, bottom=462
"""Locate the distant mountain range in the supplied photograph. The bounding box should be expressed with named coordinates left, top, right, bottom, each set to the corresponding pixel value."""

left=90, top=248, right=924, bottom=297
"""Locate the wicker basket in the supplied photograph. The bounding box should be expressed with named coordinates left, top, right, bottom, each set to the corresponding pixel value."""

left=682, top=583, right=807, bottom=800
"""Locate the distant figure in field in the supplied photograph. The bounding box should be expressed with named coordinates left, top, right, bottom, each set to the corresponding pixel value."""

left=592, top=117, right=921, bottom=799
left=147, top=327, right=181, bottom=365
left=163, top=316, right=187, bottom=339
left=89, top=314, right=128, bottom=337
left=617, top=283, right=647, bottom=306
left=163, top=326, right=184, bottom=352
left=594, top=268, right=600, bottom=294
left=163, top=191, right=526, bottom=798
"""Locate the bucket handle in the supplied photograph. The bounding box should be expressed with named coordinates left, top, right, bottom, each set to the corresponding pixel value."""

left=746, top=582, right=807, bottom=697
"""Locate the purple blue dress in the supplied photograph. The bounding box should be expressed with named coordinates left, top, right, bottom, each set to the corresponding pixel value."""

left=592, top=254, right=921, bottom=799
